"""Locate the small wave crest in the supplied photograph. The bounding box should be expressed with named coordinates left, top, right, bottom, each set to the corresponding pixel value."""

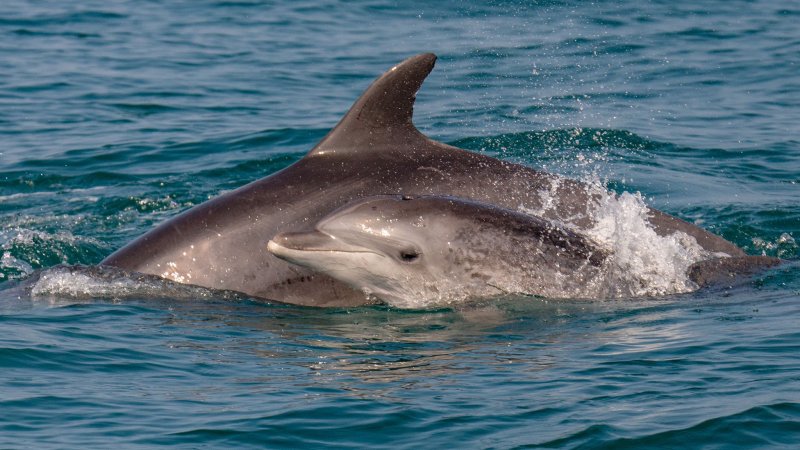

left=0, top=228, right=108, bottom=281
left=753, top=233, right=797, bottom=259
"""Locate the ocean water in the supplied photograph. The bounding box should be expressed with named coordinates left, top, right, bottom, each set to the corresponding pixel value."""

left=1, top=0, right=799, bottom=448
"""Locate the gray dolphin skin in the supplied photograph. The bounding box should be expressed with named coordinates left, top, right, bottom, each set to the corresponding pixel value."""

left=101, top=53, right=751, bottom=307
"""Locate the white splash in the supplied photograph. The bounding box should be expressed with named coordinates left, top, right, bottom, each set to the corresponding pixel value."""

left=518, top=176, right=712, bottom=299
left=584, top=189, right=708, bottom=297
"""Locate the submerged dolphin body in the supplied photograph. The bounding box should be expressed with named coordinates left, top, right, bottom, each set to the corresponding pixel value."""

left=267, top=195, right=780, bottom=307
left=102, top=53, right=747, bottom=306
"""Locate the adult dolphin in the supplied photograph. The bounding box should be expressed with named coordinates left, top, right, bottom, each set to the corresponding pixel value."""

left=101, top=53, right=744, bottom=306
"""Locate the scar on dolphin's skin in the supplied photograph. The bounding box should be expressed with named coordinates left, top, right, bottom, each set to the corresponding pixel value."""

left=101, top=54, right=772, bottom=307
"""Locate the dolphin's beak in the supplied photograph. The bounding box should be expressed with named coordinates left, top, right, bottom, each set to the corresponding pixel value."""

left=268, top=231, right=374, bottom=260
left=270, top=231, right=337, bottom=252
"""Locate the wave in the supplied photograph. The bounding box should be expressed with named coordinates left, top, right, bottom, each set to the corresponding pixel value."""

left=538, top=402, right=800, bottom=449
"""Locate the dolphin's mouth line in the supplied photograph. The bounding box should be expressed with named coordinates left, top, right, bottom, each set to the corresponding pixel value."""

left=290, top=248, right=377, bottom=255
left=267, top=240, right=382, bottom=257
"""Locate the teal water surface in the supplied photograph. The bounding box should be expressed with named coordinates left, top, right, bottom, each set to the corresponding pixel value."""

left=1, top=0, right=799, bottom=448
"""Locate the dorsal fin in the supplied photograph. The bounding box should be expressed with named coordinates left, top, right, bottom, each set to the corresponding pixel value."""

left=308, top=53, right=437, bottom=156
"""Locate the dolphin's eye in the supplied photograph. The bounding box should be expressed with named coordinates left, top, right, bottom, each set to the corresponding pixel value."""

left=399, top=250, right=421, bottom=263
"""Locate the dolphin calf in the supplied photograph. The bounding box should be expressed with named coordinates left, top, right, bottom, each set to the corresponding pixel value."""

left=101, top=53, right=747, bottom=307
left=267, top=195, right=780, bottom=307
left=268, top=195, right=610, bottom=307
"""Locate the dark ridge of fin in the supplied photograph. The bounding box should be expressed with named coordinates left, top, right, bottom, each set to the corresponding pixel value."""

left=309, top=53, right=437, bottom=156
left=687, top=255, right=781, bottom=287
